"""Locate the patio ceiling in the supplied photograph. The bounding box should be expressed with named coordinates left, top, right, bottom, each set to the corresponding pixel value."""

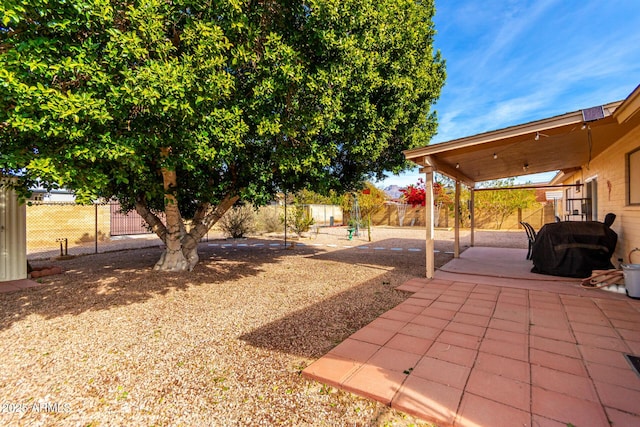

left=404, top=100, right=624, bottom=187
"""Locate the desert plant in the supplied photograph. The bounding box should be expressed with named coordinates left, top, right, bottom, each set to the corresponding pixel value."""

left=283, top=205, right=315, bottom=237
left=256, top=205, right=284, bottom=234
left=219, top=204, right=256, bottom=238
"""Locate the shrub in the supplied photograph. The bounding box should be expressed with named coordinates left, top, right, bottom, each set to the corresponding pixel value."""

left=256, top=205, right=283, bottom=234
left=219, top=204, right=256, bottom=238
left=283, top=205, right=315, bottom=237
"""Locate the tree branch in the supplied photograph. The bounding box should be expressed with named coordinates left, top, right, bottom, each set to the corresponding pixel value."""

left=182, top=193, right=239, bottom=250
left=135, top=198, right=168, bottom=243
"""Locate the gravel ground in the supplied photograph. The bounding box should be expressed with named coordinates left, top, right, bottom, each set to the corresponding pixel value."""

left=1, top=227, right=526, bottom=426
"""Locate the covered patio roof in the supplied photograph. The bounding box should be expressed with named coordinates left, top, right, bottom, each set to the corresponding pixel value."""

left=404, top=100, right=624, bottom=187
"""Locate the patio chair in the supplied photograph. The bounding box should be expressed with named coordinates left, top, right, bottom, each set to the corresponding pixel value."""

left=604, top=212, right=616, bottom=227
left=520, top=221, right=537, bottom=260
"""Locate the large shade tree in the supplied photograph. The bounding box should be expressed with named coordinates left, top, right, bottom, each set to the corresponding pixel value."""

left=1, top=0, right=445, bottom=271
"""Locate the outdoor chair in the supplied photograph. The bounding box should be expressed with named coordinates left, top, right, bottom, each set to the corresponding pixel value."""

left=520, top=221, right=537, bottom=260
left=604, top=212, right=616, bottom=227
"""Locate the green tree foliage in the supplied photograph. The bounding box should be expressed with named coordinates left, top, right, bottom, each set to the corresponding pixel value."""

left=293, top=188, right=341, bottom=205
left=0, top=0, right=445, bottom=271
left=476, top=179, right=537, bottom=229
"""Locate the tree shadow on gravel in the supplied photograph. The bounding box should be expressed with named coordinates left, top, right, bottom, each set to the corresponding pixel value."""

left=0, top=239, right=319, bottom=332
left=239, top=272, right=412, bottom=359
left=239, top=240, right=454, bottom=359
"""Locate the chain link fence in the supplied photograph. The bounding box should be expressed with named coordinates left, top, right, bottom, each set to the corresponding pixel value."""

left=26, top=202, right=344, bottom=260
left=26, top=200, right=549, bottom=260
left=26, top=201, right=166, bottom=260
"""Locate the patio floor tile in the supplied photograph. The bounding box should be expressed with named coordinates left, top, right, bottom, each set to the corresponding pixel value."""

left=617, top=327, right=640, bottom=341
left=426, top=342, right=477, bottom=367
left=468, top=292, right=498, bottom=302
left=531, top=386, right=609, bottom=426
left=573, top=330, right=630, bottom=352
left=399, top=323, right=441, bottom=340
left=474, top=351, right=530, bottom=383
left=393, top=376, right=462, bottom=426
left=462, top=298, right=495, bottom=309
left=444, top=321, right=486, bottom=338
left=566, top=311, right=610, bottom=326
left=464, top=369, right=530, bottom=411
left=411, top=356, right=471, bottom=389
left=479, top=337, right=528, bottom=361
left=610, top=317, right=640, bottom=330
left=531, top=414, right=569, bottom=427
left=395, top=302, right=425, bottom=314
left=625, top=339, right=640, bottom=354
left=530, top=335, right=581, bottom=358
left=493, top=304, right=529, bottom=323
left=571, top=320, right=619, bottom=338
left=458, top=303, right=494, bottom=317
left=496, top=295, right=528, bottom=306
left=593, top=381, right=640, bottom=416
left=367, top=347, right=422, bottom=373
left=529, top=309, right=569, bottom=329
left=421, top=306, right=457, bottom=320
left=453, top=312, right=491, bottom=327
left=455, top=393, right=530, bottom=427
left=531, top=365, right=599, bottom=402
left=439, top=294, right=467, bottom=304
left=484, top=327, right=528, bottom=345
left=530, top=348, right=588, bottom=377
left=437, top=330, right=482, bottom=350
left=411, top=314, right=450, bottom=329
left=328, top=338, right=380, bottom=363
left=349, top=326, right=396, bottom=346
left=341, top=364, right=406, bottom=405
left=367, top=317, right=408, bottom=333
left=431, top=300, right=464, bottom=311
left=585, top=361, right=640, bottom=391
left=488, top=317, right=528, bottom=332
left=529, top=324, right=575, bottom=341
left=605, top=407, right=640, bottom=426
left=578, top=345, right=631, bottom=369
left=380, top=309, right=419, bottom=322
left=385, top=334, right=433, bottom=355
left=303, top=354, right=362, bottom=388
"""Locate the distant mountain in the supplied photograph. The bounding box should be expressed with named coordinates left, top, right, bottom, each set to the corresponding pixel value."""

left=383, top=185, right=404, bottom=200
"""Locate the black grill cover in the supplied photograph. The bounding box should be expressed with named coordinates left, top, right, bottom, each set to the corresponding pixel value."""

left=531, top=221, right=617, bottom=278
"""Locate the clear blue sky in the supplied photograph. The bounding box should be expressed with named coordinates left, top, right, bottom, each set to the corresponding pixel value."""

left=378, top=0, right=640, bottom=188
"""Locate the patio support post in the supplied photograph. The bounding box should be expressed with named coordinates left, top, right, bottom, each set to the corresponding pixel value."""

left=421, top=166, right=435, bottom=278
left=470, top=187, right=475, bottom=247
left=454, top=180, right=460, bottom=258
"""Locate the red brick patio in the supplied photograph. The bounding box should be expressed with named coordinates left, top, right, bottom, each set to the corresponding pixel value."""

left=303, top=247, right=640, bottom=426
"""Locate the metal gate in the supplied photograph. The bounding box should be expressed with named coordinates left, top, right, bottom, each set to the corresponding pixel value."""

left=110, top=202, right=165, bottom=236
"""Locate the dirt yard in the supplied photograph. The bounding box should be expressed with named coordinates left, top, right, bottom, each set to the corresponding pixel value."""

left=1, top=227, right=526, bottom=426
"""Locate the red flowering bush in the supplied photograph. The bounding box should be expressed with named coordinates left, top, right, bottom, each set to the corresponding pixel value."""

left=400, top=179, right=452, bottom=207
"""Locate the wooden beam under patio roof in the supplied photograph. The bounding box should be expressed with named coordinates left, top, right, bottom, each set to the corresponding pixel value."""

left=404, top=100, right=624, bottom=185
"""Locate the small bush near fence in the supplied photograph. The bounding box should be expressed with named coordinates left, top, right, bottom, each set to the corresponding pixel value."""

left=219, top=205, right=257, bottom=238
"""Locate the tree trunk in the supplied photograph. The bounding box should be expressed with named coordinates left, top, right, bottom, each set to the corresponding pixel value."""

left=136, top=148, right=240, bottom=272
left=154, top=155, right=191, bottom=271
